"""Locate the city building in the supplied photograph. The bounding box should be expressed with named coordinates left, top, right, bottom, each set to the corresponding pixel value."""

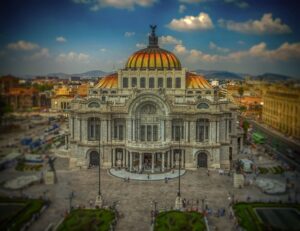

left=262, top=85, right=300, bottom=140
left=68, top=27, right=242, bottom=171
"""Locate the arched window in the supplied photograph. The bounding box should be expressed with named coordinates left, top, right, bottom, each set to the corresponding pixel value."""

left=172, top=119, right=184, bottom=141
left=123, top=78, right=128, bottom=88
left=140, top=77, right=145, bottom=88
left=88, top=118, right=100, bottom=140
left=197, top=103, right=209, bottom=109
left=175, top=77, right=181, bottom=88
left=167, top=77, right=172, bottom=88
left=88, top=102, right=100, bottom=108
left=158, top=78, right=163, bottom=88
left=132, top=77, right=137, bottom=87
left=149, top=77, right=154, bottom=88
left=196, top=119, right=209, bottom=142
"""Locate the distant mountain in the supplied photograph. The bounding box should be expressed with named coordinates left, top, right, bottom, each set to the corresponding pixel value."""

left=252, top=73, right=293, bottom=81
left=46, top=70, right=108, bottom=79
left=193, top=69, right=243, bottom=80
left=72, top=70, right=107, bottom=78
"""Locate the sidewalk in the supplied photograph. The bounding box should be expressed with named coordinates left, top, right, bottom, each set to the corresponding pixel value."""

left=109, top=169, right=186, bottom=181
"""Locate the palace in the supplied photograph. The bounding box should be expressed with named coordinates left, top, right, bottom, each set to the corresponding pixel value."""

left=68, top=26, right=242, bottom=172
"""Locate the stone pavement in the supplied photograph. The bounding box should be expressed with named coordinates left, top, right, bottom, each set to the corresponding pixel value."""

left=1, top=165, right=299, bottom=231
left=109, top=168, right=186, bottom=181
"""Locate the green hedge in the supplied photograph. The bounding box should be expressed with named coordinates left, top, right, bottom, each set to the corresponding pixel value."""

left=0, top=197, right=45, bottom=231
left=57, top=209, right=115, bottom=231
left=154, top=211, right=205, bottom=231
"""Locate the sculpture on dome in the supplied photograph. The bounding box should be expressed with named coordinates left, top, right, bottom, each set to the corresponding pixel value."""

left=150, top=24, right=157, bottom=36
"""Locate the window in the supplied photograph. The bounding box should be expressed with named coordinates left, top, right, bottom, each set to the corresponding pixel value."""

left=187, top=91, right=193, bottom=94
left=158, top=78, right=163, bottom=88
left=172, top=119, right=183, bottom=140
left=88, top=118, right=100, bottom=140
left=197, top=103, right=209, bottom=109
left=123, top=78, right=128, bottom=88
left=167, top=78, right=172, bottom=88
left=140, top=77, right=145, bottom=88
left=88, top=102, right=100, bottom=108
left=132, top=77, right=137, bottom=87
left=196, top=119, right=209, bottom=142
left=147, top=125, right=152, bottom=141
left=149, top=78, right=154, bottom=88
left=119, top=125, right=123, bottom=140
left=141, top=125, right=145, bottom=141
left=114, top=125, right=118, bottom=139
left=153, top=125, right=158, bottom=141
left=175, top=77, right=181, bottom=88
left=206, top=90, right=211, bottom=95
left=229, top=120, right=232, bottom=133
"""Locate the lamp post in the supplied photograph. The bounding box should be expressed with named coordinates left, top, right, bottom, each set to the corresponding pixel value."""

left=175, top=126, right=183, bottom=210
left=95, top=114, right=103, bottom=207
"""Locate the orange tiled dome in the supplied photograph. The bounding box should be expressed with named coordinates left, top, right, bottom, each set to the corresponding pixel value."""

left=125, top=47, right=181, bottom=70
left=95, top=73, right=118, bottom=88
left=186, top=72, right=211, bottom=89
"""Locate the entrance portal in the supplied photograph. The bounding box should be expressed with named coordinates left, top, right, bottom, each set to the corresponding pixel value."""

left=89, top=151, right=99, bottom=166
left=143, top=153, right=152, bottom=170
left=197, top=152, right=207, bottom=168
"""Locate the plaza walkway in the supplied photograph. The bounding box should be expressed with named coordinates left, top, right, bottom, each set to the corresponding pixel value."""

left=109, top=168, right=186, bottom=181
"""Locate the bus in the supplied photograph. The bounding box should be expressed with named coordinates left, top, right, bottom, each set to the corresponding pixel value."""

left=252, top=132, right=266, bottom=144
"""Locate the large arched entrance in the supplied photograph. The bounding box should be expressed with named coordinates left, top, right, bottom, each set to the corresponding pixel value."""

left=197, top=152, right=207, bottom=168
left=89, top=151, right=100, bottom=166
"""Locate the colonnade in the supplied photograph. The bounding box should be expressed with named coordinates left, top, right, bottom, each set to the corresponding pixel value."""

left=111, top=148, right=185, bottom=173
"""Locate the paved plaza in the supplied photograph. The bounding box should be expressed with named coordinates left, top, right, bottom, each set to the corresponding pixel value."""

left=1, top=160, right=299, bottom=231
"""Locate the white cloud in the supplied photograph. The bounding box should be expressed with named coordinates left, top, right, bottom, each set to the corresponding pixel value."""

left=7, top=40, right=39, bottom=51
left=168, top=12, right=214, bottom=31
left=224, top=0, right=249, bottom=9
left=209, top=42, right=230, bottom=53
left=173, top=44, right=188, bottom=54
left=219, top=13, right=292, bottom=34
left=56, top=36, right=67, bottom=42
left=100, top=48, right=106, bottom=52
left=28, top=48, right=50, bottom=60
left=179, top=4, right=186, bottom=13
left=124, top=32, right=135, bottom=37
left=160, top=36, right=182, bottom=45
left=73, top=0, right=157, bottom=11
left=56, top=52, right=90, bottom=63
left=237, top=40, right=245, bottom=45
left=173, top=41, right=300, bottom=66
left=136, top=43, right=146, bottom=49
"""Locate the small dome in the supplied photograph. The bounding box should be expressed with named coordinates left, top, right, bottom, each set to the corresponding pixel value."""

left=95, top=73, right=118, bottom=89
left=186, top=72, right=211, bottom=89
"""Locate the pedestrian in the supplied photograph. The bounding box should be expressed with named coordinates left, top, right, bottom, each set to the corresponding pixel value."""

left=207, top=170, right=210, bottom=176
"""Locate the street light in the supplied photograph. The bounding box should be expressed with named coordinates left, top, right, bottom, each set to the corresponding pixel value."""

left=94, top=114, right=103, bottom=207
left=177, top=126, right=181, bottom=197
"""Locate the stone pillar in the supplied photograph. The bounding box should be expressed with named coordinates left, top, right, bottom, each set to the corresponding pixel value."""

left=162, top=152, right=165, bottom=172
left=112, top=149, right=115, bottom=167
left=82, top=119, right=88, bottom=142
left=139, top=153, right=142, bottom=171
left=190, top=120, right=196, bottom=142
left=65, top=134, right=68, bottom=150
left=167, top=151, right=170, bottom=169
left=171, top=149, right=174, bottom=168
left=130, top=152, right=133, bottom=171
left=184, top=121, right=188, bottom=142
left=152, top=153, right=155, bottom=173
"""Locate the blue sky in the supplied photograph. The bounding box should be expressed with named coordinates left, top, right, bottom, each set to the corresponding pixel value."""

left=0, top=0, right=299, bottom=77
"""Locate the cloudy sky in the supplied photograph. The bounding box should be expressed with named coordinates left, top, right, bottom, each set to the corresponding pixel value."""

left=0, top=0, right=299, bottom=77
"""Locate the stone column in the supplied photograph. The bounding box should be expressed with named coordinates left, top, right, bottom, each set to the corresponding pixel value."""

left=152, top=153, right=155, bottom=173
left=167, top=151, right=170, bottom=169
left=65, top=134, right=68, bottom=150
left=82, top=118, right=88, bottom=142
left=112, top=149, right=115, bottom=167
left=171, top=149, right=174, bottom=168
left=139, top=153, right=142, bottom=171
left=162, top=152, right=165, bottom=172
left=130, top=152, right=133, bottom=171
left=190, top=120, right=196, bottom=142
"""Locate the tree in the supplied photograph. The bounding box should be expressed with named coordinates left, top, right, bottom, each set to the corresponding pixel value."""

left=0, top=96, right=12, bottom=126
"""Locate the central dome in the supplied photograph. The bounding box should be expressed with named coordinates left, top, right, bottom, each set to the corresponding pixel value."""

left=125, top=25, right=181, bottom=70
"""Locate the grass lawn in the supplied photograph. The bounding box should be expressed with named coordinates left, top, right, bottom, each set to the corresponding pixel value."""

left=57, top=209, right=115, bottom=231
left=154, top=211, right=206, bottom=231
left=0, top=197, right=45, bottom=231
left=233, top=202, right=300, bottom=231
